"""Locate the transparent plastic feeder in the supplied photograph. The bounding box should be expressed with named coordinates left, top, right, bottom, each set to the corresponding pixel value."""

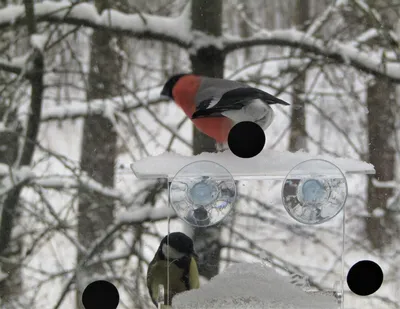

left=282, top=159, right=348, bottom=225
left=169, top=160, right=236, bottom=227
left=130, top=150, right=376, bottom=308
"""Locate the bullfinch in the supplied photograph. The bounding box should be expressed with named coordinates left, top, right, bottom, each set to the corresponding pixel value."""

left=160, top=73, right=290, bottom=149
left=147, top=232, right=200, bottom=307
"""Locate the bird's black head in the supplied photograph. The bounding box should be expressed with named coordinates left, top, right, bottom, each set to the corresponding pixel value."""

left=160, top=232, right=196, bottom=257
left=160, top=73, right=188, bottom=99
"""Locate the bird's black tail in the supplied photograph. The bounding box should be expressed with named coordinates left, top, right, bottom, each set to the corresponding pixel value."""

left=221, top=87, right=290, bottom=106
left=255, top=89, right=290, bottom=106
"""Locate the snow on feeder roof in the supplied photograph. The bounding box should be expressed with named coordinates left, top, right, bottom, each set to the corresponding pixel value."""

left=131, top=149, right=375, bottom=181
left=173, top=262, right=338, bottom=309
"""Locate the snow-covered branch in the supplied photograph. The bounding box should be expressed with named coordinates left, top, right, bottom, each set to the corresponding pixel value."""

left=0, top=163, right=128, bottom=203
left=35, top=174, right=124, bottom=201
left=0, top=1, right=191, bottom=48
left=372, top=179, right=398, bottom=189
left=41, top=87, right=162, bottom=121
left=223, top=29, right=400, bottom=82
left=0, top=57, right=24, bottom=75
left=372, top=179, right=400, bottom=212
left=305, top=4, right=336, bottom=37
left=0, top=166, right=34, bottom=196
left=116, top=205, right=176, bottom=224
left=0, top=51, right=40, bottom=76
left=351, top=0, right=399, bottom=48
left=352, top=28, right=380, bottom=46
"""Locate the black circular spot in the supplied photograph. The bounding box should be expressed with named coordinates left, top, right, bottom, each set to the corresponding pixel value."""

left=82, top=280, right=119, bottom=309
left=228, top=121, right=265, bottom=158
left=347, top=260, right=383, bottom=296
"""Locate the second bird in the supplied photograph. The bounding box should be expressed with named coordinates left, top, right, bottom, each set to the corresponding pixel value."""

left=160, top=73, right=290, bottom=149
left=147, top=232, right=200, bottom=307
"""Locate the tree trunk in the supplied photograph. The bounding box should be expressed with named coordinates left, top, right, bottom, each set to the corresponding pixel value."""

left=190, top=0, right=224, bottom=155
left=0, top=101, right=23, bottom=309
left=76, top=0, right=121, bottom=306
left=0, top=80, right=22, bottom=306
left=365, top=78, right=397, bottom=250
left=189, top=0, right=224, bottom=280
left=288, top=0, right=309, bottom=152
left=0, top=1, right=43, bottom=306
left=239, top=2, right=253, bottom=60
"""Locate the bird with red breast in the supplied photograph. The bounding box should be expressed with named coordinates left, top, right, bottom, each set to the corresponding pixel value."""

left=160, top=73, right=290, bottom=151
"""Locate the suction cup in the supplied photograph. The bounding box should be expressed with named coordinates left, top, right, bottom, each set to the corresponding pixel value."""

left=282, top=159, right=348, bottom=225
left=169, top=160, right=236, bottom=227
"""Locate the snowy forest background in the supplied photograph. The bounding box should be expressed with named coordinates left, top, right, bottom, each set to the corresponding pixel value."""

left=0, top=0, right=399, bottom=308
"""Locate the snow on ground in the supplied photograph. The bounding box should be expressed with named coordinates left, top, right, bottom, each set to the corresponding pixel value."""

left=173, top=262, right=338, bottom=309
left=131, top=149, right=375, bottom=180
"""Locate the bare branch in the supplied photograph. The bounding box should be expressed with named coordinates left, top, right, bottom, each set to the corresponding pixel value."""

left=0, top=164, right=127, bottom=204
left=53, top=204, right=174, bottom=309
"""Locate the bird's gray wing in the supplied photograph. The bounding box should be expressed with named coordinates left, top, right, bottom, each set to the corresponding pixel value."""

left=194, top=77, right=249, bottom=109
left=192, top=86, right=289, bottom=119
left=146, top=260, right=159, bottom=307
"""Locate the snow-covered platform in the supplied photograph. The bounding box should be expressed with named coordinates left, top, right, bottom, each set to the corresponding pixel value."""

left=131, top=150, right=375, bottom=180
left=172, top=263, right=338, bottom=309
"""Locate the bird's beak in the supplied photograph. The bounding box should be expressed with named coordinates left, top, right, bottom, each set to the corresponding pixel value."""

left=160, top=87, right=170, bottom=100
left=192, top=251, right=199, bottom=259
left=160, top=94, right=170, bottom=100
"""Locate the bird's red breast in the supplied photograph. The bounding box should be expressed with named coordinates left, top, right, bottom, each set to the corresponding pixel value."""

left=172, top=75, right=233, bottom=143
